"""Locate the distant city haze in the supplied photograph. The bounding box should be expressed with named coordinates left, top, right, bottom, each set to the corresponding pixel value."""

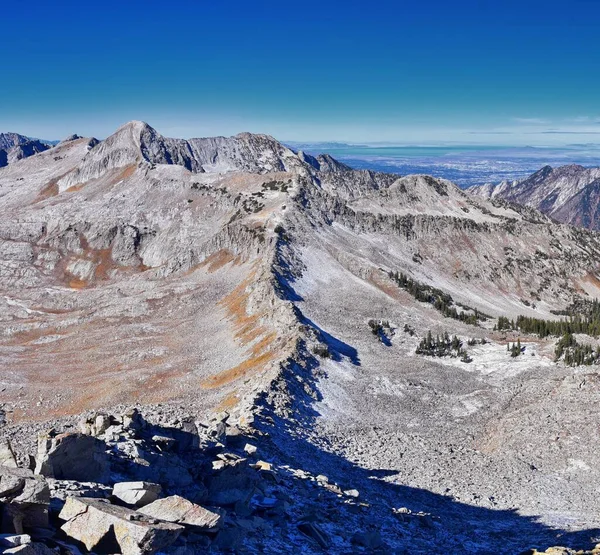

left=289, top=142, right=600, bottom=187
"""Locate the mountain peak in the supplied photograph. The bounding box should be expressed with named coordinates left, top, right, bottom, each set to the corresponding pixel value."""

left=114, top=120, right=155, bottom=134
left=469, top=162, right=600, bottom=229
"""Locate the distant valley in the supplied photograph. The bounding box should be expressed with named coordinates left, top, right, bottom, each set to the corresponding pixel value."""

left=289, top=141, right=600, bottom=187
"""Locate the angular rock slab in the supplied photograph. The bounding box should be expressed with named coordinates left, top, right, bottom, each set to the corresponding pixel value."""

left=138, top=495, right=223, bottom=531
left=59, top=497, right=183, bottom=555
left=112, top=482, right=162, bottom=507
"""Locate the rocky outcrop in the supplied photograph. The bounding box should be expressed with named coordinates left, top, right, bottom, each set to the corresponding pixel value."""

left=0, top=466, right=50, bottom=534
left=112, top=482, right=162, bottom=507
left=59, top=496, right=183, bottom=554
left=0, top=441, right=17, bottom=468
left=0, top=133, right=50, bottom=168
left=4, top=121, right=600, bottom=553
left=34, top=432, right=110, bottom=483
left=138, top=495, right=223, bottom=530
left=56, top=121, right=312, bottom=191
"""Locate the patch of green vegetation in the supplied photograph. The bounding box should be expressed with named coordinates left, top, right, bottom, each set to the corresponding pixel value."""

left=368, top=319, right=393, bottom=345
left=495, top=306, right=600, bottom=338
left=506, top=338, right=523, bottom=357
left=388, top=271, right=489, bottom=325
left=554, top=332, right=600, bottom=366
left=262, top=180, right=291, bottom=193
left=416, top=331, right=471, bottom=362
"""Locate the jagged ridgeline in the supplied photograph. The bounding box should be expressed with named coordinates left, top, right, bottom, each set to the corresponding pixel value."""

left=5, top=120, right=600, bottom=552
left=387, top=270, right=490, bottom=325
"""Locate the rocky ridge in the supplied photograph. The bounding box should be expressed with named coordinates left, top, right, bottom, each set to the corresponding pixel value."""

left=0, top=133, right=51, bottom=169
left=470, top=164, right=600, bottom=230
left=1, top=122, right=600, bottom=552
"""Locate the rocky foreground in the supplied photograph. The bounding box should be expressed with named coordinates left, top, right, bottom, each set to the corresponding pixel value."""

left=0, top=405, right=458, bottom=554
left=0, top=404, right=598, bottom=554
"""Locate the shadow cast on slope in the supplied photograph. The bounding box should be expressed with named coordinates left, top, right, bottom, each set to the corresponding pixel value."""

left=258, top=412, right=600, bottom=555
left=301, top=315, right=361, bottom=366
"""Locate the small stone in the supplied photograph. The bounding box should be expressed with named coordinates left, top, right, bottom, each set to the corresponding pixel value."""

left=253, top=460, right=272, bottom=471
left=212, top=460, right=227, bottom=471
left=243, top=443, right=257, bottom=456
left=343, top=489, right=359, bottom=498
left=0, top=534, right=32, bottom=547
left=152, top=435, right=177, bottom=452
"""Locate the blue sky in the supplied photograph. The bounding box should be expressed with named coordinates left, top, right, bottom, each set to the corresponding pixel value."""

left=2, top=0, right=600, bottom=144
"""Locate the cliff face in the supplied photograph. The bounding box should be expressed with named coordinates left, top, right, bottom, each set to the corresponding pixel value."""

left=0, top=132, right=51, bottom=168
left=3, top=121, right=600, bottom=416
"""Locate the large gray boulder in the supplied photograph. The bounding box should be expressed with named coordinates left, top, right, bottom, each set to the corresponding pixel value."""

left=0, top=467, right=50, bottom=533
left=34, top=432, right=110, bottom=483
left=59, top=497, right=183, bottom=555
left=207, top=464, right=258, bottom=506
left=138, top=495, right=223, bottom=531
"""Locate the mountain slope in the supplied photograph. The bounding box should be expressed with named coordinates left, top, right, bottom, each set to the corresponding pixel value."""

left=2, top=122, right=600, bottom=551
left=0, top=132, right=51, bottom=168
left=470, top=163, right=600, bottom=229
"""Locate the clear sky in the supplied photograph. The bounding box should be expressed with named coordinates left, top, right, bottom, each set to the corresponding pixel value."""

left=2, top=0, right=600, bottom=144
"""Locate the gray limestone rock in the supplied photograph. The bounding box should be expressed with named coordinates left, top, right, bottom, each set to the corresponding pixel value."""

left=138, top=495, right=223, bottom=531
left=35, top=433, right=110, bottom=483
left=59, top=497, right=183, bottom=555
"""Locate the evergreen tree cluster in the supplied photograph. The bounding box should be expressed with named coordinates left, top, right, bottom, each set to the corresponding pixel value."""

left=416, top=331, right=472, bottom=362
left=388, top=271, right=488, bottom=325
left=467, top=337, right=488, bottom=346
left=506, top=338, right=523, bottom=357
left=495, top=313, right=600, bottom=338
left=554, top=332, right=600, bottom=366
left=368, top=319, right=393, bottom=345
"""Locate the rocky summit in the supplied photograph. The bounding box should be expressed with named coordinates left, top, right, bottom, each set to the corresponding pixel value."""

left=1, top=122, right=600, bottom=553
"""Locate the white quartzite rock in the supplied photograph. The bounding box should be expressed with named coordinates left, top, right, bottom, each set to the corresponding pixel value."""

left=0, top=440, right=18, bottom=468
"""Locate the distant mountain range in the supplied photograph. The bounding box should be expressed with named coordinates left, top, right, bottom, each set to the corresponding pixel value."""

left=0, top=132, right=52, bottom=168
left=4, top=122, right=600, bottom=551
left=470, top=163, right=600, bottom=230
